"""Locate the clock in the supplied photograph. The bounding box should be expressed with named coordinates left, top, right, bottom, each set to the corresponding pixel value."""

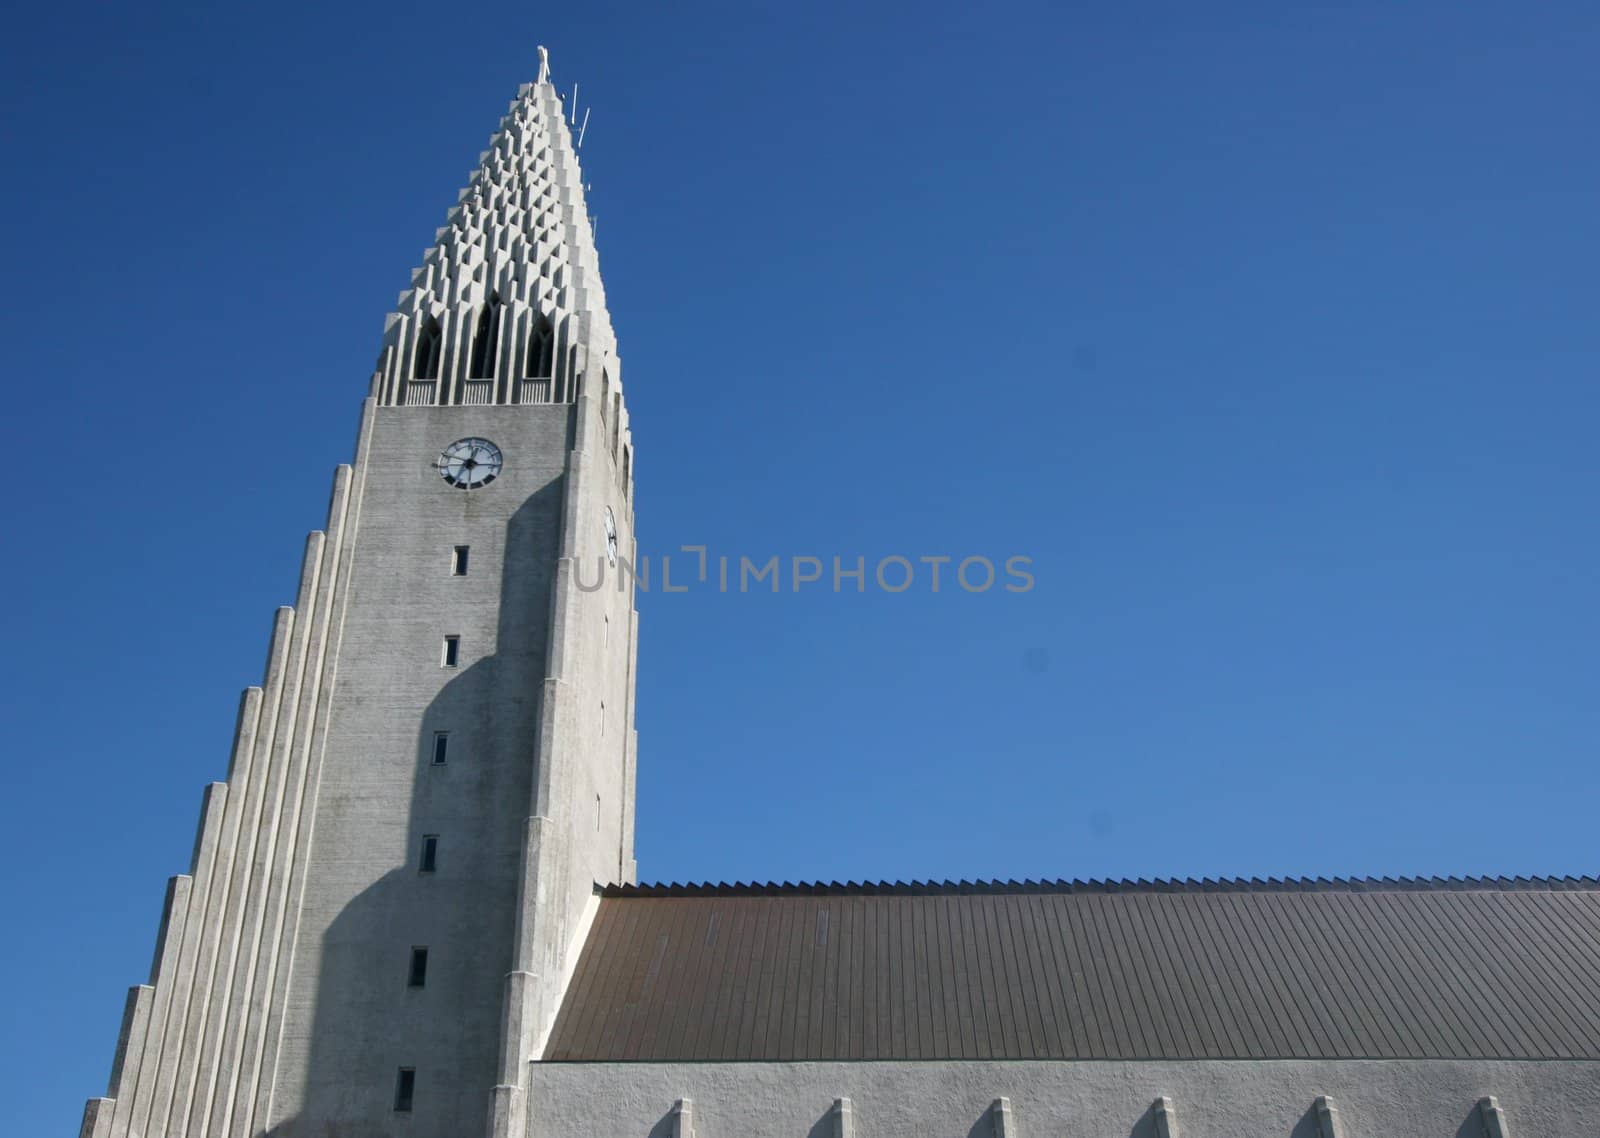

left=604, top=506, right=618, bottom=566
left=437, top=438, right=502, bottom=489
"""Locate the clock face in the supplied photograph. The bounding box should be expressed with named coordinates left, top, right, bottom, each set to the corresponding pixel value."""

left=604, top=507, right=618, bottom=566
left=437, top=437, right=502, bottom=489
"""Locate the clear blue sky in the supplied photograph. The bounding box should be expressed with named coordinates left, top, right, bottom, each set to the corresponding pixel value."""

left=4, top=1, right=1598, bottom=1131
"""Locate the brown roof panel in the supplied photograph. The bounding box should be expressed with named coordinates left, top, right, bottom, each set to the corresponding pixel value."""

left=542, top=877, right=1600, bottom=1062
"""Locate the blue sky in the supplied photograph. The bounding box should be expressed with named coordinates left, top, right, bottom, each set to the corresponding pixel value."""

left=4, top=1, right=1599, bottom=1131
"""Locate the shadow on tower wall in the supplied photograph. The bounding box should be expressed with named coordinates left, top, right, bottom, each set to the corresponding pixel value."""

left=267, top=480, right=564, bottom=1138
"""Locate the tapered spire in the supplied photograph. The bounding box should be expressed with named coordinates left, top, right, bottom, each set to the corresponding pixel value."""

left=374, top=49, right=614, bottom=407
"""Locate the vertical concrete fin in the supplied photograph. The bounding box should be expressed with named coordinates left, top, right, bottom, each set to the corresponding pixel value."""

left=495, top=969, right=536, bottom=1080
left=184, top=605, right=296, bottom=1138
left=105, top=984, right=153, bottom=1137
left=488, top=281, right=637, bottom=1126
left=139, top=784, right=228, bottom=1138
left=208, top=531, right=326, bottom=1138
left=620, top=602, right=640, bottom=882
left=1315, top=1095, right=1346, bottom=1138
left=189, top=781, right=230, bottom=876
left=252, top=434, right=369, bottom=1138
left=348, top=397, right=378, bottom=485
left=499, top=812, right=553, bottom=1092
left=671, top=1097, right=695, bottom=1138
left=1154, top=1095, right=1180, bottom=1138
left=515, top=809, right=560, bottom=979
left=167, top=687, right=263, bottom=1137
left=289, top=531, right=327, bottom=612
left=833, top=1096, right=855, bottom=1138
left=991, top=1096, right=1016, bottom=1138
left=113, top=875, right=191, bottom=1138
left=256, top=606, right=297, bottom=692
left=223, top=687, right=265, bottom=783
left=529, top=886, right=602, bottom=1060
left=490, top=846, right=543, bottom=1136
left=106, top=986, right=152, bottom=1099
left=147, top=874, right=192, bottom=984
left=245, top=476, right=357, bottom=1137
left=488, top=1084, right=522, bottom=1138
left=324, top=463, right=353, bottom=529
left=1479, top=1096, right=1512, bottom=1138
left=79, top=1098, right=114, bottom=1138
left=83, top=394, right=376, bottom=1138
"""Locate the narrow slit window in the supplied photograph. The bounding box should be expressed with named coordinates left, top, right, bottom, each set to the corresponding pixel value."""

left=451, top=545, right=469, bottom=576
left=468, top=295, right=502, bottom=379
left=442, top=636, right=460, bottom=667
left=394, top=1068, right=415, bottom=1112
left=432, top=732, right=449, bottom=766
left=527, top=315, right=554, bottom=378
left=408, top=946, right=429, bottom=988
left=413, top=317, right=442, bottom=380
left=419, top=835, right=439, bottom=874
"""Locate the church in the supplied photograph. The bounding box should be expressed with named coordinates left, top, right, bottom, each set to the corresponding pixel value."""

left=79, top=50, right=1600, bottom=1138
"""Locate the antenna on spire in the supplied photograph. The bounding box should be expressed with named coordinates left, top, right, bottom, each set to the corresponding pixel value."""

left=536, top=45, right=550, bottom=84
left=577, top=107, right=591, bottom=148
left=570, top=83, right=579, bottom=124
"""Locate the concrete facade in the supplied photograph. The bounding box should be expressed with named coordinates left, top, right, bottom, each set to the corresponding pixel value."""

left=81, top=54, right=638, bottom=1138
left=527, top=1059, right=1600, bottom=1138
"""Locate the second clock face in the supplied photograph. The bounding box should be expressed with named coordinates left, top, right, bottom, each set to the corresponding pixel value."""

left=437, top=437, right=502, bottom=489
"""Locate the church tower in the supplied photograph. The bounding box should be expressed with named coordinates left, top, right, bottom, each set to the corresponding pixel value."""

left=81, top=49, right=638, bottom=1138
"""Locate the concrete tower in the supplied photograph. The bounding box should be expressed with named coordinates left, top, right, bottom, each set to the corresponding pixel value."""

left=81, top=50, right=638, bottom=1138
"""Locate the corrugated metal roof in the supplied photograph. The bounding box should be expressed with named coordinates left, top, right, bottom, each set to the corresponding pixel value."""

left=542, top=877, right=1600, bottom=1062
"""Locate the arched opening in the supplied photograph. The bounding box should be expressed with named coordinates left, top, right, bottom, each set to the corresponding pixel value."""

left=527, top=315, right=554, bottom=378
left=413, top=316, right=442, bottom=380
left=468, top=295, right=501, bottom=379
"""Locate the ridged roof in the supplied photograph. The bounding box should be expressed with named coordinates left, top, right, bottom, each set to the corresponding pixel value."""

left=607, top=875, right=1600, bottom=896
left=544, top=876, right=1600, bottom=1062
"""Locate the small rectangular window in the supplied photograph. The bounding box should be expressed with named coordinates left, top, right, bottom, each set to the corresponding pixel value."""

left=419, top=835, right=439, bottom=874
left=432, top=732, right=449, bottom=765
left=408, top=946, right=429, bottom=988
left=394, top=1067, right=415, bottom=1112
left=452, top=545, right=469, bottom=575
left=442, top=636, right=460, bottom=667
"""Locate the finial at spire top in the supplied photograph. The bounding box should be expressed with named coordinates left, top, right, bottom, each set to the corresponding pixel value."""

left=537, top=45, right=550, bottom=84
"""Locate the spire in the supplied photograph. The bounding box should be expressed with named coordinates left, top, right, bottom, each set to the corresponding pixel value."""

left=374, top=49, right=615, bottom=407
